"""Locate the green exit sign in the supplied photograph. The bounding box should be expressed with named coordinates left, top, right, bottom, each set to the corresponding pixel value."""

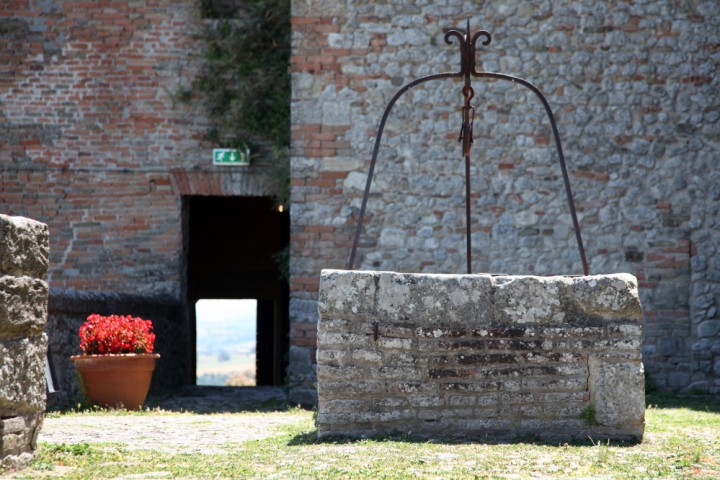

left=213, top=147, right=250, bottom=166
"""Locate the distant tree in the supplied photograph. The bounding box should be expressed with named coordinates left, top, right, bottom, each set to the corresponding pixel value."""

left=225, top=367, right=255, bottom=387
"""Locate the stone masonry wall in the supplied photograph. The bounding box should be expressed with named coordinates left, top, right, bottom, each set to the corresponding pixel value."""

left=317, top=269, right=645, bottom=441
left=289, top=0, right=720, bottom=403
left=0, top=214, right=49, bottom=469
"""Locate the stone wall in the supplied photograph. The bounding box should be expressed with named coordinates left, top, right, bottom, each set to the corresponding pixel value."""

left=0, top=215, right=49, bottom=469
left=289, top=0, right=720, bottom=403
left=317, top=269, right=645, bottom=441
left=0, top=0, right=717, bottom=406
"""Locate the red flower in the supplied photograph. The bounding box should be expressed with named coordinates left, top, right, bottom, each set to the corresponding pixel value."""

left=79, top=314, right=156, bottom=355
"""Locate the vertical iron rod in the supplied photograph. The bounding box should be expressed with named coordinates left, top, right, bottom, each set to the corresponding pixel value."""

left=464, top=152, right=472, bottom=274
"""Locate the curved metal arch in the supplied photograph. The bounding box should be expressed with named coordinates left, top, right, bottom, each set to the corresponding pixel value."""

left=473, top=72, right=589, bottom=275
left=347, top=24, right=589, bottom=276
left=347, top=71, right=459, bottom=271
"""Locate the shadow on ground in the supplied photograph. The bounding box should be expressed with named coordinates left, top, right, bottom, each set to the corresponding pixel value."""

left=646, top=392, right=720, bottom=413
left=286, top=429, right=643, bottom=448
left=287, top=393, right=720, bottom=448
left=144, top=385, right=292, bottom=414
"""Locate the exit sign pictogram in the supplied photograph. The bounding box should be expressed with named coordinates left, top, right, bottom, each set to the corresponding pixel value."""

left=213, top=147, right=250, bottom=166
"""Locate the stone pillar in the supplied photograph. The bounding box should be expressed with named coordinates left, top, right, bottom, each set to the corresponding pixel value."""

left=0, top=215, right=49, bottom=469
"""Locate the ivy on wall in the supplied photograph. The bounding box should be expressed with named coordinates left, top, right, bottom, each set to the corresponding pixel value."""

left=194, top=0, right=291, bottom=278
left=196, top=0, right=291, bottom=204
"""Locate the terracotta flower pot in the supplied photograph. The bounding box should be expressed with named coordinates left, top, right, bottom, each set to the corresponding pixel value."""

left=71, top=353, right=160, bottom=410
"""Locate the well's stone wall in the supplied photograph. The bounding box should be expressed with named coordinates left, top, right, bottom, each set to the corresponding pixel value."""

left=290, top=0, right=720, bottom=403
left=0, top=215, right=49, bottom=469
left=317, top=270, right=645, bottom=441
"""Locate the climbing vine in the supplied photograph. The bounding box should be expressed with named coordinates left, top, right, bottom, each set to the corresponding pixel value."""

left=196, top=0, right=291, bottom=204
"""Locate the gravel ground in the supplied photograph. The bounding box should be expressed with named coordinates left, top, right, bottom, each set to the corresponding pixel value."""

left=38, top=386, right=307, bottom=454
left=39, top=413, right=305, bottom=454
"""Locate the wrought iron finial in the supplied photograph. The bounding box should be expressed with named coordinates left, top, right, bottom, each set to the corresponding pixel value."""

left=444, top=20, right=491, bottom=78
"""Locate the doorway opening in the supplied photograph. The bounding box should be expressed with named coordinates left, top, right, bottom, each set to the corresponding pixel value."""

left=196, top=299, right=257, bottom=386
left=184, top=196, right=289, bottom=387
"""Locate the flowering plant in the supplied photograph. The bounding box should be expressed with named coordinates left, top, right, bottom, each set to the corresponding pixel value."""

left=79, top=314, right=156, bottom=355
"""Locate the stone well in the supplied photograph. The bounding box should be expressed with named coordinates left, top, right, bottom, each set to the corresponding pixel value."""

left=317, top=270, right=645, bottom=442
left=0, top=215, right=49, bottom=469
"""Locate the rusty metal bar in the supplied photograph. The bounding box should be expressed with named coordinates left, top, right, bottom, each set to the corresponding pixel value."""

left=472, top=71, right=590, bottom=276
left=460, top=84, right=475, bottom=274
left=347, top=72, right=459, bottom=271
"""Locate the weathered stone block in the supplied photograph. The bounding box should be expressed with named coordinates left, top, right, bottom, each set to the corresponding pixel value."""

left=0, top=334, right=48, bottom=416
left=318, top=270, right=494, bottom=324
left=0, top=414, right=44, bottom=469
left=588, top=355, right=645, bottom=437
left=568, top=274, right=643, bottom=322
left=0, top=215, right=48, bottom=470
left=0, top=276, right=49, bottom=340
left=0, top=215, right=49, bottom=278
left=698, top=320, right=720, bottom=338
left=317, top=270, right=644, bottom=441
left=494, top=276, right=566, bottom=324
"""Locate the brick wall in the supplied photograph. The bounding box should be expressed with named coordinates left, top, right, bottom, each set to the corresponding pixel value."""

left=0, top=1, right=283, bottom=394
left=0, top=0, right=279, bottom=294
left=317, top=270, right=645, bottom=441
left=289, top=0, right=720, bottom=403
left=1, top=0, right=198, bottom=293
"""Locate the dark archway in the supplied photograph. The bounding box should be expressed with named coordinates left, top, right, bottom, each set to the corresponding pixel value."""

left=184, top=196, right=289, bottom=386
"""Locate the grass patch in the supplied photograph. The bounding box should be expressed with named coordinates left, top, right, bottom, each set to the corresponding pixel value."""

left=5, top=393, right=720, bottom=479
left=578, top=404, right=598, bottom=426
